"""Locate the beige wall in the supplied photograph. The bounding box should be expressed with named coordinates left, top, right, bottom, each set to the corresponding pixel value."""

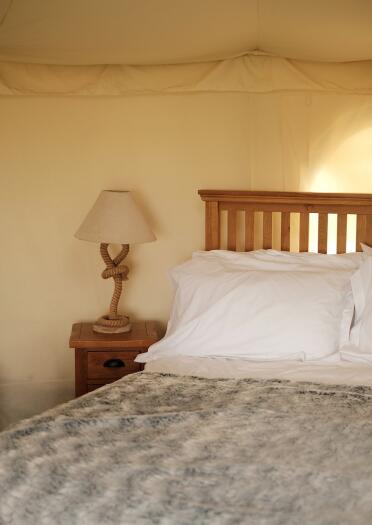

left=1, top=92, right=372, bottom=428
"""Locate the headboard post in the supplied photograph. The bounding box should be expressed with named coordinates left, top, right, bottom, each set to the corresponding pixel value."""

left=367, top=216, right=372, bottom=247
left=205, top=201, right=220, bottom=250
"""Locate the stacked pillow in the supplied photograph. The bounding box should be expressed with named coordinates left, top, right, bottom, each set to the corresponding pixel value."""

left=137, top=249, right=367, bottom=364
left=341, top=244, right=372, bottom=362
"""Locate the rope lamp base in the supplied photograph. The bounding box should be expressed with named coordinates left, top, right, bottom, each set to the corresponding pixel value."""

left=92, top=243, right=132, bottom=335
left=93, top=315, right=131, bottom=334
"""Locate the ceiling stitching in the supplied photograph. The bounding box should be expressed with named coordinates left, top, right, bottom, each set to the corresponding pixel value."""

left=256, top=0, right=260, bottom=52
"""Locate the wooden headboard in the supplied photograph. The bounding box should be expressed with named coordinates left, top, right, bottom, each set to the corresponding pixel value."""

left=198, top=190, right=372, bottom=253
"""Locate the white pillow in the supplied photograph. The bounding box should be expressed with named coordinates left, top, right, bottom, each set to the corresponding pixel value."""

left=137, top=253, right=355, bottom=363
left=192, top=249, right=365, bottom=272
left=361, top=242, right=372, bottom=256
left=341, top=256, right=372, bottom=363
left=194, top=249, right=364, bottom=356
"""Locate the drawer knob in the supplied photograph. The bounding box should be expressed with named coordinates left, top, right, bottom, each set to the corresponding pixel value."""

left=103, top=358, right=125, bottom=368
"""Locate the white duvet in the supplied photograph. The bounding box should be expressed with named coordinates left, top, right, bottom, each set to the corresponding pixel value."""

left=145, top=355, right=372, bottom=387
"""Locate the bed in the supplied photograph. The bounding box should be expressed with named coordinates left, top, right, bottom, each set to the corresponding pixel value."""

left=2, top=190, right=372, bottom=525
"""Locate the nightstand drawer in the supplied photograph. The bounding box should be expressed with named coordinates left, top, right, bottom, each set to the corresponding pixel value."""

left=87, top=381, right=115, bottom=393
left=87, top=351, right=141, bottom=379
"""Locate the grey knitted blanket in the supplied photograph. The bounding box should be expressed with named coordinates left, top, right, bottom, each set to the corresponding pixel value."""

left=1, top=372, right=372, bottom=525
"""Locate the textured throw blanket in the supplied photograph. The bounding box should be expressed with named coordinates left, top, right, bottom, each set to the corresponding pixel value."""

left=1, top=372, right=372, bottom=525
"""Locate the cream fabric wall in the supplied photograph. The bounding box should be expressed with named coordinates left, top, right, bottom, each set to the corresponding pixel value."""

left=1, top=91, right=372, bottom=428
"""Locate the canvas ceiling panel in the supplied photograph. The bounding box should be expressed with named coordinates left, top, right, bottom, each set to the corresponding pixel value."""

left=0, top=0, right=10, bottom=21
left=0, top=0, right=257, bottom=65
left=260, top=0, right=372, bottom=63
left=1, top=0, right=372, bottom=65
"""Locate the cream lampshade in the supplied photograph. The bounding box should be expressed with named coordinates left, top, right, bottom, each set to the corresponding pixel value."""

left=75, top=190, right=155, bottom=334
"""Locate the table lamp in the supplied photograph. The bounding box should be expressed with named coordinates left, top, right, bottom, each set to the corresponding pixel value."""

left=75, top=190, right=155, bottom=334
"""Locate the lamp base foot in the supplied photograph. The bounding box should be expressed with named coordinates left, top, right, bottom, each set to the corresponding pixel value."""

left=93, top=315, right=131, bottom=334
left=93, top=324, right=132, bottom=334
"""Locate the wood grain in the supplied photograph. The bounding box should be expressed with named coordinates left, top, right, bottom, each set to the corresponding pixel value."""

left=70, top=321, right=160, bottom=349
left=263, top=212, right=272, bottom=249
left=87, top=381, right=116, bottom=393
left=337, top=214, right=347, bottom=254
left=87, top=351, right=141, bottom=380
left=356, top=214, right=367, bottom=252
left=227, top=209, right=237, bottom=251
left=70, top=322, right=160, bottom=397
left=318, top=213, right=328, bottom=254
left=281, top=212, right=290, bottom=251
left=75, top=348, right=87, bottom=397
left=299, top=213, right=309, bottom=252
left=199, top=190, right=372, bottom=208
left=199, top=190, right=372, bottom=254
left=244, top=211, right=254, bottom=251
left=366, top=216, right=372, bottom=247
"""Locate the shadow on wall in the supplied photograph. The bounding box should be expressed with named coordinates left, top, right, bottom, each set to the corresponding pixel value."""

left=0, top=380, right=74, bottom=431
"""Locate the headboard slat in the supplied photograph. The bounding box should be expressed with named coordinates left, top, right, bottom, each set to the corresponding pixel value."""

left=318, top=213, right=328, bottom=254
left=263, top=212, right=272, bottom=249
left=336, top=214, right=347, bottom=254
left=227, top=209, right=237, bottom=251
left=244, top=211, right=254, bottom=251
left=199, top=190, right=372, bottom=254
left=299, top=213, right=309, bottom=252
left=281, top=212, right=291, bottom=251
left=357, top=215, right=367, bottom=252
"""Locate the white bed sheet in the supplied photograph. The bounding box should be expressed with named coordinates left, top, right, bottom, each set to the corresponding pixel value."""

left=145, top=356, right=372, bottom=387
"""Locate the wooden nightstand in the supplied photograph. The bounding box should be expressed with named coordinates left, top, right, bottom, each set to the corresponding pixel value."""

left=69, top=321, right=160, bottom=397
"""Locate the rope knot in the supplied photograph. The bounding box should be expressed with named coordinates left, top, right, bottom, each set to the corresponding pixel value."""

left=101, top=263, right=129, bottom=281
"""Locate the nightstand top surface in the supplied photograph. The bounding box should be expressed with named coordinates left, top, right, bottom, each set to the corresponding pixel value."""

left=70, top=321, right=160, bottom=348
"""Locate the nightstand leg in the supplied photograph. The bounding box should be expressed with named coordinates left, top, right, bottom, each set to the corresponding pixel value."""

left=75, top=348, right=88, bottom=397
